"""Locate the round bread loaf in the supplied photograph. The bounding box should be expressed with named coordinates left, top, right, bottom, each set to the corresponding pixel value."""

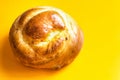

left=9, top=6, right=83, bottom=69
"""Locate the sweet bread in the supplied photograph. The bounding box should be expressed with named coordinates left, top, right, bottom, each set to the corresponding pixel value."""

left=9, top=6, right=83, bottom=69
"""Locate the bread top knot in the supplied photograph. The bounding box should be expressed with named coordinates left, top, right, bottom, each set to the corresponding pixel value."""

left=22, top=11, right=65, bottom=39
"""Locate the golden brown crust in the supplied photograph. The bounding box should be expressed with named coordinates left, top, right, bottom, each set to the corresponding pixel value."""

left=19, top=8, right=42, bottom=25
left=24, top=11, right=65, bottom=39
left=9, top=6, right=83, bottom=69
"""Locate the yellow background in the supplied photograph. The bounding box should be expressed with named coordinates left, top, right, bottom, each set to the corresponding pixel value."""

left=0, top=0, right=120, bottom=80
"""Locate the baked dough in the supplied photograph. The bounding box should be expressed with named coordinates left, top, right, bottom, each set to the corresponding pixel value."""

left=9, top=6, right=83, bottom=69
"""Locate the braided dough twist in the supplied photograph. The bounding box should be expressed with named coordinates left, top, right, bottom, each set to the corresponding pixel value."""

left=9, top=6, right=83, bottom=69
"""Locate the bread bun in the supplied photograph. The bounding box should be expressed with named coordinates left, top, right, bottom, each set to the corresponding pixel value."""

left=9, top=6, right=83, bottom=69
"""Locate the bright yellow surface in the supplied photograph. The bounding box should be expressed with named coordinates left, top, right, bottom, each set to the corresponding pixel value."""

left=0, top=0, right=120, bottom=80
